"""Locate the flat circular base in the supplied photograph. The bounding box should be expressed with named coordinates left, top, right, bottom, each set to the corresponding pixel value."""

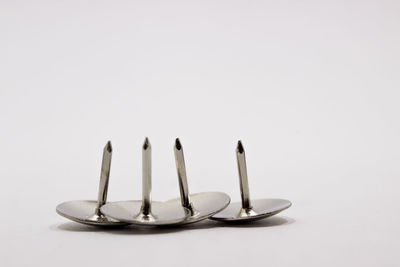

left=210, top=198, right=291, bottom=223
left=56, top=200, right=128, bottom=226
left=100, top=200, right=189, bottom=226
left=166, top=192, right=231, bottom=225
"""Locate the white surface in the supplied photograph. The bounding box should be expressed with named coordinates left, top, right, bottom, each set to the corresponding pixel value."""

left=1, top=0, right=400, bottom=266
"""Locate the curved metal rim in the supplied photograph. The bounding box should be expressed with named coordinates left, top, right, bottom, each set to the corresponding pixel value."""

left=56, top=200, right=129, bottom=226
left=100, top=200, right=191, bottom=226
left=166, top=191, right=231, bottom=225
left=210, top=199, right=292, bottom=223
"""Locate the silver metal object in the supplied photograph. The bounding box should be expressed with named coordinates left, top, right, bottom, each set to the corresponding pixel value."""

left=56, top=141, right=127, bottom=226
left=166, top=138, right=231, bottom=225
left=210, top=140, right=291, bottom=222
left=100, top=138, right=190, bottom=226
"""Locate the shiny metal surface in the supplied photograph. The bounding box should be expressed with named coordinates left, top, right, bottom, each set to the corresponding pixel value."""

left=56, top=141, right=127, bottom=226
left=141, top=137, right=152, bottom=215
left=56, top=200, right=126, bottom=226
left=174, top=138, right=190, bottom=208
left=166, top=138, right=231, bottom=225
left=100, top=138, right=190, bottom=226
left=166, top=192, right=231, bottom=224
left=210, top=140, right=291, bottom=223
left=96, top=140, right=112, bottom=213
left=101, top=200, right=188, bottom=225
left=236, top=140, right=251, bottom=209
left=211, top=199, right=291, bottom=222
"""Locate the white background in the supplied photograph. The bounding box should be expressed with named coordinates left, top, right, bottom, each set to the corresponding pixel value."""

left=1, top=0, right=399, bottom=266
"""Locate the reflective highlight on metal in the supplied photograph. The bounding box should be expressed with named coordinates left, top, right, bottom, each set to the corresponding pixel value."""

left=210, top=140, right=291, bottom=222
left=56, top=141, right=128, bottom=226
left=165, top=138, right=231, bottom=225
left=100, top=138, right=189, bottom=226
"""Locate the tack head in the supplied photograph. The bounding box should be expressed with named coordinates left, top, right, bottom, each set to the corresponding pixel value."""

left=210, top=198, right=291, bottom=222
left=100, top=200, right=190, bottom=226
left=165, top=192, right=231, bottom=225
left=56, top=200, right=128, bottom=226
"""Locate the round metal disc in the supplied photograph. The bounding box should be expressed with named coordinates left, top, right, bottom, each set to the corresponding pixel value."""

left=56, top=200, right=128, bottom=226
left=210, top=198, right=291, bottom=222
left=166, top=192, right=231, bottom=225
left=100, top=200, right=189, bottom=226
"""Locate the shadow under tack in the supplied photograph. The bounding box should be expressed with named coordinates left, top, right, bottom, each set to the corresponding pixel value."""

left=51, top=222, right=183, bottom=235
left=51, top=215, right=295, bottom=235
left=180, top=216, right=295, bottom=230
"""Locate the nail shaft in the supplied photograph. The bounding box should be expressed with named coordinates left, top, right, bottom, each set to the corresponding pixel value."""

left=96, top=141, right=112, bottom=214
left=174, top=138, right=191, bottom=208
left=141, top=137, right=152, bottom=215
left=236, top=140, right=252, bottom=209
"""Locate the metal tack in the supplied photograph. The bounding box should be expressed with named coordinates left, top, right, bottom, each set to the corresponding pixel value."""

left=210, top=140, right=291, bottom=223
left=165, top=138, right=231, bottom=225
left=56, top=141, right=128, bottom=226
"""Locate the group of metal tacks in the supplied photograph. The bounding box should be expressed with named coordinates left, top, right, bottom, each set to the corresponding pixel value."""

left=56, top=138, right=292, bottom=227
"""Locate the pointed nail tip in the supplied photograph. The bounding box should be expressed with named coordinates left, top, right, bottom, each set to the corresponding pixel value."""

left=143, top=137, right=151, bottom=150
left=105, top=141, right=112, bottom=153
left=175, top=138, right=182, bottom=150
left=236, top=140, right=244, bottom=153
